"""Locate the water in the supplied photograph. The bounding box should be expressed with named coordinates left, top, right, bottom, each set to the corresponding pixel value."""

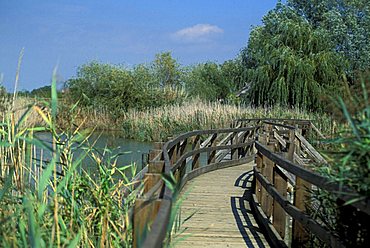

left=34, top=131, right=154, bottom=176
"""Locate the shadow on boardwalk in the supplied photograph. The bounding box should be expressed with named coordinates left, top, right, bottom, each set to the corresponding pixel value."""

left=231, top=170, right=268, bottom=248
left=173, top=164, right=269, bottom=248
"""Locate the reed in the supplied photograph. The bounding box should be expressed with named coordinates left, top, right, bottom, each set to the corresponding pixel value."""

left=0, top=77, right=140, bottom=247
left=120, top=99, right=334, bottom=141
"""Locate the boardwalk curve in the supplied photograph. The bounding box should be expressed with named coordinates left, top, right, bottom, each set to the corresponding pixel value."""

left=174, top=163, right=269, bottom=247
left=133, top=119, right=370, bottom=248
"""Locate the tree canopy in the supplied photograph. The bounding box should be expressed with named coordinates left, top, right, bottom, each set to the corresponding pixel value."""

left=289, top=0, right=370, bottom=76
left=242, top=3, right=348, bottom=110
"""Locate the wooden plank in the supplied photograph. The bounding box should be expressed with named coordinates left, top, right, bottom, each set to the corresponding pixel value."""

left=144, top=173, right=162, bottom=193
left=174, top=163, right=270, bottom=247
left=133, top=199, right=162, bottom=248
left=287, top=129, right=295, bottom=161
left=310, top=122, right=326, bottom=139
left=273, top=131, right=287, bottom=148
left=231, top=132, right=238, bottom=160
left=255, top=152, right=263, bottom=203
left=261, top=143, right=274, bottom=218
left=192, top=135, right=200, bottom=170
left=292, top=174, right=311, bottom=246
left=254, top=167, right=346, bottom=247
left=148, top=161, right=164, bottom=173
left=273, top=167, right=287, bottom=239
left=295, top=131, right=326, bottom=163
left=250, top=194, right=288, bottom=248
left=207, top=134, right=217, bottom=164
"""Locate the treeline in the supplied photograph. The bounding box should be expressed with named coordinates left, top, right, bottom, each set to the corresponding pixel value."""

left=29, top=0, right=370, bottom=116
left=65, top=52, right=244, bottom=117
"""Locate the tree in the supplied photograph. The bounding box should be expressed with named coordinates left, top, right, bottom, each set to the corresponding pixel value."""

left=288, top=0, right=370, bottom=75
left=152, top=52, right=182, bottom=89
left=184, top=62, right=231, bottom=101
left=242, top=4, right=348, bottom=110
left=220, top=58, right=245, bottom=94
left=30, top=86, right=51, bottom=98
left=66, top=60, right=186, bottom=115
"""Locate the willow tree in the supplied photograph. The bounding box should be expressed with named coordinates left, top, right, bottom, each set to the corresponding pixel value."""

left=244, top=4, right=348, bottom=110
left=289, top=0, right=370, bottom=77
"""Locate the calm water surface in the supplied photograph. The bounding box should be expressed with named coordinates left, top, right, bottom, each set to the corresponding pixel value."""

left=35, top=131, right=154, bottom=174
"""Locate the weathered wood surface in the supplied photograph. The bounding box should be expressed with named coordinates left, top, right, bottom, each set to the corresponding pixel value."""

left=173, top=163, right=270, bottom=247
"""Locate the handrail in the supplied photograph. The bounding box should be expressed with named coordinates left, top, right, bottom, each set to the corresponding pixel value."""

left=138, top=125, right=256, bottom=247
left=134, top=118, right=369, bottom=247
left=253, top=121, right=369, bottom=247
left=255, top=141, right=370, bottom=214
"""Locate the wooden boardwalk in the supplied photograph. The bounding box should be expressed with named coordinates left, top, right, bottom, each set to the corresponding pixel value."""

left=173, top=162, right=270, bottom=248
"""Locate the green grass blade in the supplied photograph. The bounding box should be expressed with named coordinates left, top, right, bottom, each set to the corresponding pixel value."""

left=67, top=233, right=81, bottom=248
left=51, top=68, right=58, bottom=122
left=19, top=219, right=28, bottom=247
left=38, top=158, right=56, bottom=199
left=14, top=105, right=34, bottom=133
left=338, top=97, right=360, bottom=140
left=0, top=170, right=13, bottom=200
left=24, top=196, right=42, bottom=248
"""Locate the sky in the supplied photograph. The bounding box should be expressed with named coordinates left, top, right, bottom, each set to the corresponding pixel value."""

left=0, top=0, right=278, bottom=91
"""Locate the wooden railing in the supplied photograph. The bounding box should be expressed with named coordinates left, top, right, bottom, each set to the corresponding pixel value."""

left=132, top=119, right=370, bottom=247
left=133, top=125, right=256, bottom=247
left=253, top=122, right=370, bottom=247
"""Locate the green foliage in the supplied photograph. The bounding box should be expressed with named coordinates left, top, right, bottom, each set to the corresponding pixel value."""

left=321, top=79, right=370, bottom=196
left=288, top=0, right=370, bottom=75
left=30, top=86, right=52, bottom=98
left=184, top=59, right=243, bottom=102
left=184, top=62, right=226, bottom=100
left=66, top=57, right=186, bottom=117
left=0, top=79, right=140, bottom=247
left=310, top=77, right=370, bottom=247
left=0, top=84, right=11, bottom=113
left=243, top=3, right=348, bottom=110
left=152, top=52, right=182, bottom=89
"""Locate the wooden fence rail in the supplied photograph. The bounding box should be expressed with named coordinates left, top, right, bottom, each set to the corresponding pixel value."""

left=132, top=118, right=369, bottom=247
left=252, top=122, right=370, bottom=247
left=133, top=126, right=256, bottom=247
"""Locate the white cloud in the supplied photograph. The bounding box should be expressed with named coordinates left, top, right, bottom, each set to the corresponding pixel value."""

left=172, top=24, right=223, bottom=43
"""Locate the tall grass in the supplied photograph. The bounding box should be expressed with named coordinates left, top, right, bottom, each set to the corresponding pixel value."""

left=0, top=76, right=141, bottom=247
left=120, top=99, right=334, bottom=141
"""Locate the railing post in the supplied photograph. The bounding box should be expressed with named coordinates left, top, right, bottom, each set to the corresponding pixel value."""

left=255, top=151, right=263, bottom=203
left=168, top=145, right=176, bottom=165
left=179, top=138, right=188, bottom=178
left=154, top=141, right=165, bottom=150
left=192, top=135, right=200, bottom=170
left=148, top=149, right=162, bottom=162
left=292, top=129, right=311, bottom=246
left=287, top=129, right=295, bottom=161
left=207, top=134, right=217, bottom=164
left=133, top=199, right=162, bottom=248
left=231, top=131, right=239, bottom=160
left=261, top=142, right=275, bottom=218
left=292, top=176, right=311, bottom=246
left=273, top=167, right=287, bottom=239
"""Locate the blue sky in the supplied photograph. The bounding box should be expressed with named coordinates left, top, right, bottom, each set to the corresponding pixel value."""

left=0, top=0, right=278, bottom=91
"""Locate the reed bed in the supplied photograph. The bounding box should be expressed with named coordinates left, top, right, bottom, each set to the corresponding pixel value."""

left=0, top=85, right=140, bottom=247
left=120, top=99, right=334, bottom=141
